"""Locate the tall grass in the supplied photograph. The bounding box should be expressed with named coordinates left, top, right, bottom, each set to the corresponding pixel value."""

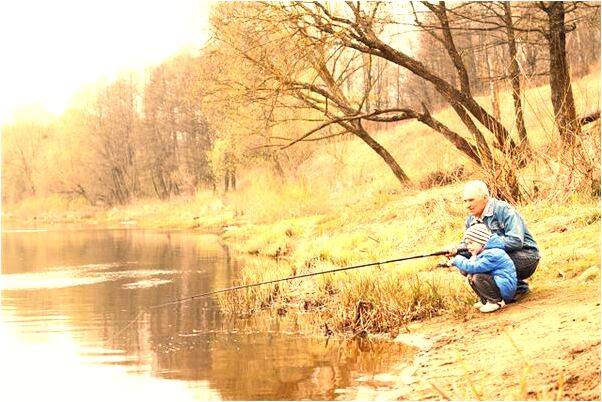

left=4, top=66, right=599, bottom=338
left=216, top=259, right=295, bottom=317
left=218, top=70, right=601, bottom=335
left=3, top=194, right=91, bottom=222
left=221, top=185, right=486, bottom=334
left=225, top=171, right=334, bottom=223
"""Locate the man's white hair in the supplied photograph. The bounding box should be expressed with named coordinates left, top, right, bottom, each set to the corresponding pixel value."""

left=464, top=180, right=490, bottom=197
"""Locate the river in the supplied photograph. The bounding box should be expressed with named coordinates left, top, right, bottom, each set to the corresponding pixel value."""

left=0, top=228, right=414, bottom=401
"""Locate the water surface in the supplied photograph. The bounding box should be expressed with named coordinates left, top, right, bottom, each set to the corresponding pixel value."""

left=1, top=228, right=413, bottom=401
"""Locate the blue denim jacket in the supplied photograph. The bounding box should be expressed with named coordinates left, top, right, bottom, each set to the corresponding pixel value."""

left=465, top=198, right=539, bottom=255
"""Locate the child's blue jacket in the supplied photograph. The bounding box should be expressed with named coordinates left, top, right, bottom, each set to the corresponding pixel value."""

left=451, top=234, right=517, bottom=301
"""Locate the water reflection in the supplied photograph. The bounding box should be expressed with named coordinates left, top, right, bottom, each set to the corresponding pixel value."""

left=1, top=228, right=413, bottom=400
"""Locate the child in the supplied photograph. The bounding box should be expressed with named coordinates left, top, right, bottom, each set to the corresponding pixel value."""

left=447, top=223, right=517, bottom=312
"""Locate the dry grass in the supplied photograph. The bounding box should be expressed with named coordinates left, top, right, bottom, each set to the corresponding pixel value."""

left=217, top=70, right=601, bottom=335
left=3, top=66, right=600, bottom=339
left=224, top=170, right=335, bottom=223
left=216, top=259, right=294, bottom=316
left=221, top=186, right=599, bottom=336
left=2, top=194, right=92, bottom=222
left=95, top=191, right=235, bottom=229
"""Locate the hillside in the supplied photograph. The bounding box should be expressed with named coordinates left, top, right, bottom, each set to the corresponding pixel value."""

left=214, top=181, right=600, bottom=400
left=389, top=280, right=600, bottom=400
left=2, top=64, right=600, bottom=401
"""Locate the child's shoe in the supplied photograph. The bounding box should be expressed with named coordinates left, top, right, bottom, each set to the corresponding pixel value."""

left=473, top=300, right=484, bottom=309
left=479, top=300, right=505, bottom=313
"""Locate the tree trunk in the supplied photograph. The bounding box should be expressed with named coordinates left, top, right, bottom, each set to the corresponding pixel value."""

left=544, top=2, right=581, bottom=144
left=426, top=1, right=472, bottom=96
left=503, top=2, right=530, bottom=156
left=485, top=51, right=501, bottom=123
left=362, top=53, right=372, bottom=113
left=348, top=121, right=410, bottom=184
left=360, top=30, right=520, bottom=156
left=416, top=106, right=487, bottom=166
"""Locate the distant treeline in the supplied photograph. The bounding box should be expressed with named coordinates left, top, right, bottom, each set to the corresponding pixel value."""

left=2, top=2, right=600, bottom=205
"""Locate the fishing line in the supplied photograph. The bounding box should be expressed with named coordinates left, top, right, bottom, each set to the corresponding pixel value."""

left=107, top=248, right=463, bottom=343
left=150, top=248, right=463, bottom=309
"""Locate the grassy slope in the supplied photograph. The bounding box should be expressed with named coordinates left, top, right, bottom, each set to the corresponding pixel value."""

left=2, top=66, right=600, bottom=400
left=211, top=71, right=601, bottom=400
left=3, top=71, right=600, bottom=330
left=214, top=70, right=600, bottom=331
left=219, top=182, right=600, bottom=330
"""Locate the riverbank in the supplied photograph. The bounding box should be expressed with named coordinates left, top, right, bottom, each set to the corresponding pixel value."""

left=211, top=186, right=601, bottom=400
left=390, top=279, right=600, bottom=400
left=2, top=183, right=600, bottom=400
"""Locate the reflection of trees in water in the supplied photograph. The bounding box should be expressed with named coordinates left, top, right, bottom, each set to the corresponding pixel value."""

left=148, top=317, right=414, bottom=401
left=2, top=230, right=415, bottom=399
left=1, top=230, right=237, bottom=356
left=211, top=334, right=414, bottom=400
left=209, top=333, right=342, bottom=400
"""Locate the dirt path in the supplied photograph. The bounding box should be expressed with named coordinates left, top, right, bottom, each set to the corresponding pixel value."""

left=390, top=279, right=600, bottom=400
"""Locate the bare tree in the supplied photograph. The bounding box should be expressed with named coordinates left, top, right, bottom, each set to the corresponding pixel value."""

left=87, top=76, right=141, bottom=205
left=261, top=1, right=534, bottom=199
left=501, top=2, right=530, bottom=156
left=141, top=53, right=215, bottom=198
left=537, top=1, right=581, bottom=144
left=143, top=63, right=181, bottom=198
left=1, top=117, right=49, bottom=200
left=199, top=39, right=308, bottom=189
left=210, top=2, right=413, bottom=185
left=208, top=1, right=600, bottom=199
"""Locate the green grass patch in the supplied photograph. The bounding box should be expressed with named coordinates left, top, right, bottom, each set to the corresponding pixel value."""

left=219, top=187, right=600, bottom=337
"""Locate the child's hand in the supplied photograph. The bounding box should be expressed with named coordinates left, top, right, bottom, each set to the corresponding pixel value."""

left=444, top=245, right=458, bottom=258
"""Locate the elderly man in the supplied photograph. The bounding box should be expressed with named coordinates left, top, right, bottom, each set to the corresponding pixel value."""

left=450, top=180, right=540, bottom=300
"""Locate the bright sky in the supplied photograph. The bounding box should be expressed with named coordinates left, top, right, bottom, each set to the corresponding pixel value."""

left=0, top=0, right=212, bottom=123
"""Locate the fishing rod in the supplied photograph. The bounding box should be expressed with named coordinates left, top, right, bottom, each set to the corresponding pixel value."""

left=108, top=247, right=466, bottom=343
left=150, top=247, right=467, bottom=310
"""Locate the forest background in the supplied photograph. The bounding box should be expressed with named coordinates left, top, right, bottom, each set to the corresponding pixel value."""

left=2, top=1, right=600, bottom=213
left=2, top=3, right=601, bottom=398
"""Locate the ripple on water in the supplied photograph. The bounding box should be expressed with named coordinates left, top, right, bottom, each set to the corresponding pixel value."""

left=0, top=273, right=108, bottom=290
left=0, top=264, right=175, bottom=291
left=121, top=279, right=173, bottom=289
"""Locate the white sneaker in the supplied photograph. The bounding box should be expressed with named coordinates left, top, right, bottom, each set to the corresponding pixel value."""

left=479, top=300, right=505, bottom=313
left=473, top=301, right=484, bottom=309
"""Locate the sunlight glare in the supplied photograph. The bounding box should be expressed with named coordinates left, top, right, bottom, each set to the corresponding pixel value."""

left=0, top=0, right=211, bottom=123
left=0, top=316, right=222, bottom=402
